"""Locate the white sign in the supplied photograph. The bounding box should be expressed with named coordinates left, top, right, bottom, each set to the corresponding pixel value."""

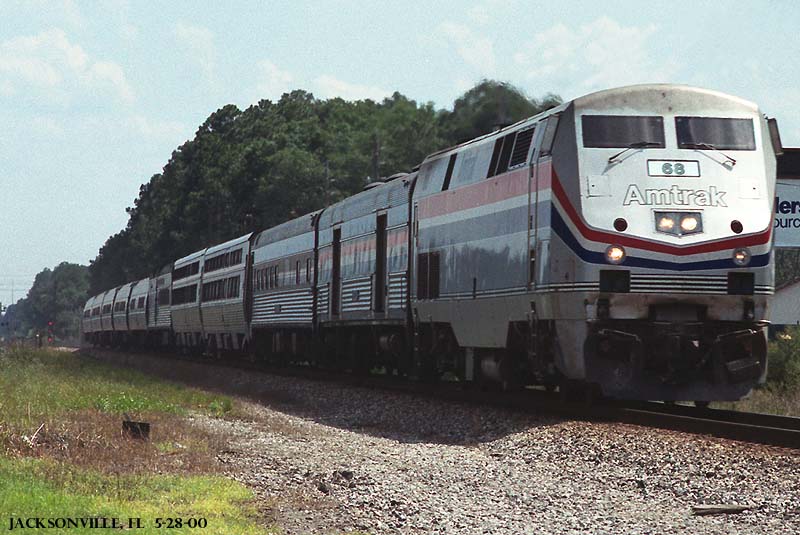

left=647, top=159, right=701, bottom=177
left=775, top=180, right=800, bottom=247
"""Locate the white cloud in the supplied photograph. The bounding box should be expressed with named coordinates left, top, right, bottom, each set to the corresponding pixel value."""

left=438, top=21, right=496, bottom=76
left=255, top=60, right=293, bottom=100
left=313, top=75, right=390, bottom=101
left=0, top=29, right=134, bottom=104
left=175, top=22, right=215, bottom=82
left=89, top=61, right=134, bottom=103
left=514, top=17, right=669, bottom=99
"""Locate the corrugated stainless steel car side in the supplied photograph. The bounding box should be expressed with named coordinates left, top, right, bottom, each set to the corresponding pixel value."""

left=82, top=294, right=99, bottom=343
left=252, top=214, right=318, bottom=330
left=200, top=233, right=253, bottom=352
left=317, top=175, right=412, bottom=325
left=127, top=278, right=149, bottom=333
left=112, top=282, right=135, bottom=333
left=147, top=264, right=173, bottom=347
left=171, top=249, right=205, bottom=349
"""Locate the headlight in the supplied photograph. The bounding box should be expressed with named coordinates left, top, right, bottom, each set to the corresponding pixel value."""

left=655, top=212, right=702, bottom=236
left=605, top=245, right=626, bottom=264
left=680, top=215, right=699, bottom=232
left=732, top=248, right=751, bottom=266
left=657, top=215, right=676, bottom=232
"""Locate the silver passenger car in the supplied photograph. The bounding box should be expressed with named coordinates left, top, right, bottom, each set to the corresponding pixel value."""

left=171, top=249, right=205, bottom=350
left=127, top=277, right=149, bottom=334
left=251, top=213, right=318, bottom=359
left=112, top=281, right=135, bottom=336
left=200, top=233, right=252, bottom=353
left=82, top=294, right=99, bottom=343
left=147, top=264, right=172, bottom=345
left=99, top=287, right=118, bottom=343
left=317, top=175, right=412, bottom=324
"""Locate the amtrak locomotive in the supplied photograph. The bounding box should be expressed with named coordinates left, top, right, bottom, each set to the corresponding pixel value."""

left=83, top=84, right=783, bottom=403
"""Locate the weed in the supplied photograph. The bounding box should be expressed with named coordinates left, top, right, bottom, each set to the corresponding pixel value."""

left=208, top=398, right=233, bottom=417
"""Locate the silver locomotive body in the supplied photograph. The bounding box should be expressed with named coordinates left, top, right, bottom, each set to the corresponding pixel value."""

left=413, top=84, right=778, bottom=400
left=549, top=86, right=777, bottom=400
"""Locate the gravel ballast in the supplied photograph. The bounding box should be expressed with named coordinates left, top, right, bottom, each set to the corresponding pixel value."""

left=92, top=351, right=800, bottom=534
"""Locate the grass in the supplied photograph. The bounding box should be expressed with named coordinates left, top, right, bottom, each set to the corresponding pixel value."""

left=0, top=347, right=275, bottom=534
left=0, top=347, right=242, bottom=473
left=0, top=348, right=234, bottom=428
left=0, top=457, right=273, bottom=534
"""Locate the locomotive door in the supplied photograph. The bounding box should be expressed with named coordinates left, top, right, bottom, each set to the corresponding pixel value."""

left=374, top=213, right=387, bottom=313
left=528, top=128, right=541, bottom=290
left=244, top=249, right=254, bottom=324
left=331, top=228, right=341, bottom=315
left=529, top=114, right=560, bottom=289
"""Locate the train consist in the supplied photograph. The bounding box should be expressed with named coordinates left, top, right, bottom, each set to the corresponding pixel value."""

left=83, top=84, right=783, bottom=402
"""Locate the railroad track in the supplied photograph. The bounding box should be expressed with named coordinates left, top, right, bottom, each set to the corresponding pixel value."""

left=602, top=401, right=800, bottom=450
left=83, top=347, right=800, bottom=450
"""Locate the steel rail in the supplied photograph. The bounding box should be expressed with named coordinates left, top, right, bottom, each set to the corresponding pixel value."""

left=82, top=348, right=800, bottom=450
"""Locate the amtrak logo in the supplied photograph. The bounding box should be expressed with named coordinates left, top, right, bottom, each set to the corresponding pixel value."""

left=622, top=184, right=727, bottom=207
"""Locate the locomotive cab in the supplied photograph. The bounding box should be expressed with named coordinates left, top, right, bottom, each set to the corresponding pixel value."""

left=562, top=85, right=778, bottom=400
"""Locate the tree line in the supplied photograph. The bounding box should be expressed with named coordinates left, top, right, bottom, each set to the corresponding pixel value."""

left=1, top=262, right=88, bottom=341
left=88, top=80, right=561, bottom=293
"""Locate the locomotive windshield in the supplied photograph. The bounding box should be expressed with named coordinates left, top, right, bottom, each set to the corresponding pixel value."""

left=581, top=115, right=665, bottom=148
left=676, top=117, right=755, bottom=150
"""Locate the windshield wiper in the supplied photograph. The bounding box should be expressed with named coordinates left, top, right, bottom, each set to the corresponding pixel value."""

left=608, top=141, right=662, bottom=163
left=682, top=142, right=736, bottom=167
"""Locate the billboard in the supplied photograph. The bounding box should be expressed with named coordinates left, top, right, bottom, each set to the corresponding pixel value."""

left=775, top=180, right=800, bottom=247
left=773, top=180, right=800, bottom=247
left=775, top=149, right=800, bottom=248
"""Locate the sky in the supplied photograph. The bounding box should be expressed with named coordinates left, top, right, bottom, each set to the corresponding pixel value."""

left=0, top=0, right=799, bottom=305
